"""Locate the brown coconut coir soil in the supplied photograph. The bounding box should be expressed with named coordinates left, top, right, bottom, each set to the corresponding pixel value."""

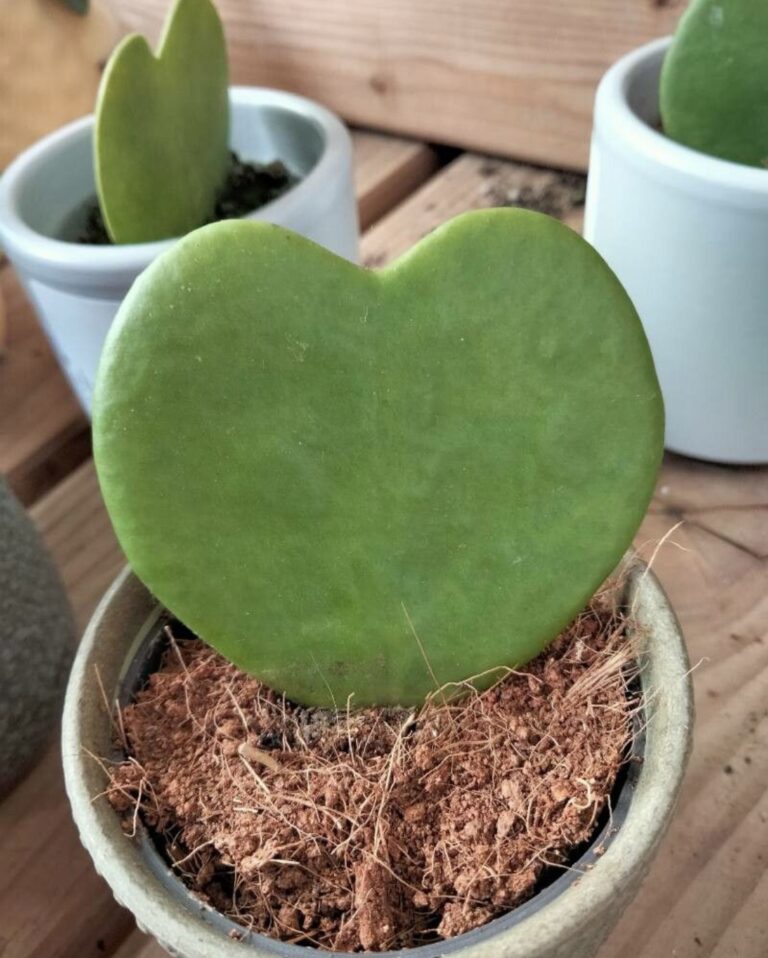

left=105, top=589, right=640, bottom=952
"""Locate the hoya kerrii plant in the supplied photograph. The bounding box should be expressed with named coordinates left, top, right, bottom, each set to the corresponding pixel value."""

left=660, top=0, right=768, bottom=168
left=92, top=0, right=292, bottom=244
left=93, top=207, right=664, bottom=709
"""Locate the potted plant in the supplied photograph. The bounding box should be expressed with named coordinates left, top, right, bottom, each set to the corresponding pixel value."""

left=63, top=208, right=693, bottom=956
left=0, top=0, right=357, bottom=414
left=584, top=0, right=768, bottom=463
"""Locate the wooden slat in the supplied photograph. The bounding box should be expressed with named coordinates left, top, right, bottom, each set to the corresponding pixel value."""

left=600, top=465, right=768, bottom=958
left=13, top=151, right=768, bottom=958
left=353, top=131, right=439, bottom=230
left=115, top=0, right=686, bottom=170
left=361, top=153, right=586, bottom=267
left=0, top=0, right=123, bottom=169
left=0, top=744, right=134, bottom=958
left=32, top=459, right=124, bottom=632
left=111, top=930, right=166, bottom=958
left=0, top=131, right=437, bottom=508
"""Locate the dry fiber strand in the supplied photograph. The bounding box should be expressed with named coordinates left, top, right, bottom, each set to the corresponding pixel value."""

left=105, top=589, right=639, bottom=951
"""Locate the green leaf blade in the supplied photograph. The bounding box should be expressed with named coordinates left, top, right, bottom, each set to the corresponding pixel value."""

left=660, top=0, right=768, bottom=168
left=94, top=0, right=229, bottom=243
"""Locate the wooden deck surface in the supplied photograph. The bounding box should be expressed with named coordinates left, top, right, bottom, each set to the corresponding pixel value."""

left=1, top=128, right=766, bottom=958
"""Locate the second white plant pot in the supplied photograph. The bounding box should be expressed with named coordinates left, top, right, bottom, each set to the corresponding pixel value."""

left=584, top=38, right=768, bottom=464
left=0, top=87, right=359, bottom=414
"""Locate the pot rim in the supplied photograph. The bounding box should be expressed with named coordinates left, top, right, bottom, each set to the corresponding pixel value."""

left=593, top=37, right=768, bottom=207
left=62, top=557, right=693, bottom=957
left=0, top=86, right=352, bottom=280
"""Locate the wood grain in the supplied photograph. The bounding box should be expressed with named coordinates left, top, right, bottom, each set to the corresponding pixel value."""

left=0, top=0, right=123, bottom=169
left=361, top=152, right=586, bottom=268
left=0, top=277, right=7, bottom=355
left=113, top=0, right=686, bottom=170
left=0, top=132, right=437, bottom=507
left=111, top=930, right=167, bottom=958
left=0, top=744, right=134, bottom=958
left=604, top=509, right=768, bottom=958
left=353, top=132, right=439, bottom=230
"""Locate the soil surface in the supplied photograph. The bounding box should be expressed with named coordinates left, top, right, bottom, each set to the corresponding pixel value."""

left=478, top=163, right=586, bottom=220
left=106, top=590, right=637, bottom=951
left=77, top=151, right=296, bottom=244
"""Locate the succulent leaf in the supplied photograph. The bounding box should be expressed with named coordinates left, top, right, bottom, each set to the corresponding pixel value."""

left=94, top=0, right=229, bottom=243
left=660, top=0, right=768, bottom=168
left=93, top=210, right=663, bottom=707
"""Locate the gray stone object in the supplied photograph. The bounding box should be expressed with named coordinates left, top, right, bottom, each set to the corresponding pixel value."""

left=1, top=477, right=75, bottom=796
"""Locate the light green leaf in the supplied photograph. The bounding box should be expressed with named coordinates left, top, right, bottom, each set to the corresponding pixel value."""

left=94, top=0, right=229, bottom=243
left=661, top=0, right=768, bottom=168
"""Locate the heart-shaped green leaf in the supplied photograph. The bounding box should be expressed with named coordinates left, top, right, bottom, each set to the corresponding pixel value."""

left=94, top=210, right=663, bottom=708
left=660, top=0, right=768, bottom=168
left=94, top=0, right=229, bottom=243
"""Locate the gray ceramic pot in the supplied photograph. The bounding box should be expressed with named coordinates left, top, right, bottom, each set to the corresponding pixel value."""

left=1, top=477, right=75, bottom=797
left=63, top=558, right=692, bottom=958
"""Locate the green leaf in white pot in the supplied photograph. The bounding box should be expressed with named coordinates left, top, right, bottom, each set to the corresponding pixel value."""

left=94, top=0, right=229, bottom=243
left=93, top=209, right=664, bottom=708
left=660, top=0, right=768, bottom=168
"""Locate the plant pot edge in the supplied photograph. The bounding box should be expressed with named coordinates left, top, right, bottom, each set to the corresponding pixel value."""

left=0, top=85, right=359, bottom=280
left=584, top=36, right=768, bottom=464
left=62, top=557, right=693, bottom=958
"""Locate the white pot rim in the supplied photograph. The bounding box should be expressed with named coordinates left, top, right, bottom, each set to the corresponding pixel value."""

left=594, top=37, right=768, bottom=207
left=0, top=86, right=351, bottom=279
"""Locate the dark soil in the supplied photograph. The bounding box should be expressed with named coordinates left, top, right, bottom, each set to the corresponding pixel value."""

left=77, top=151, right=296, bottom=244
left=105, top=590, right=638, bottom=952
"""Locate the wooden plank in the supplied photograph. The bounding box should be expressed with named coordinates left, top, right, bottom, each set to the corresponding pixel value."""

left=0, top=131, right=437, bottom=507
left=14, top=152, right=768, bottom=958
left=353, top=131, right=439, bottom=230
left=116, top=0, right=686, bottom=170
left=111, top=930, right=166, bottom=958
left=0, top=744, right=134, bottom=958
left=601, top=511, right=768, bottom=958
left=32, top=459, right=124, bottom=632
left=360, top=153, right=586, bottom=267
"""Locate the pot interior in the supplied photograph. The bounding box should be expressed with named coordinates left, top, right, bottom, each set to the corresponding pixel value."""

left=15, top=98, right=326, bottom=244
left=623, top=46, right=665, bottom=130
left=112, top=613, right=645, bottom=957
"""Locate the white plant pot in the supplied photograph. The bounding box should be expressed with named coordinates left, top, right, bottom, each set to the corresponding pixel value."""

left=584, top=38, right=768, bottom=464
left=0, top=87, right=359, bottom=414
